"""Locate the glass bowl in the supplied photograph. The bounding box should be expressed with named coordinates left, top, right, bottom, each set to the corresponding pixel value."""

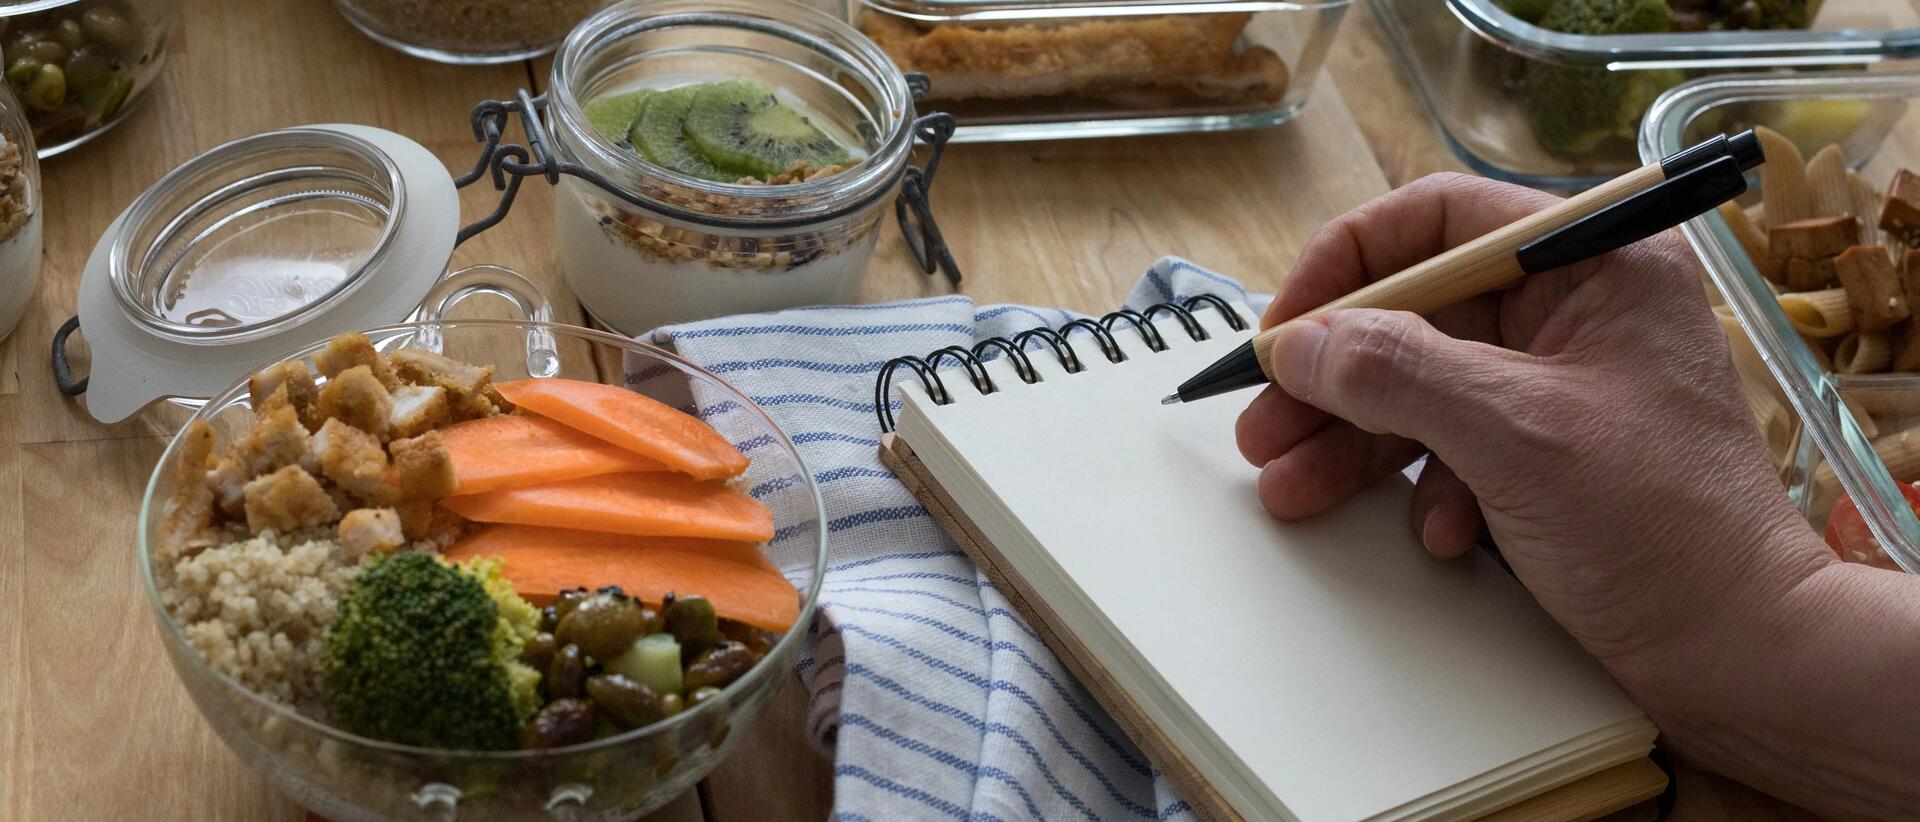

left=1642, top=70, right=1920, bottom=572
left=1376, top=0, right=1920, bottom=189
left=0, top=0, right=178, bottom=156
left=137, top=319, right=828, bottom=821
left=331, top=0, right=611, bottom=64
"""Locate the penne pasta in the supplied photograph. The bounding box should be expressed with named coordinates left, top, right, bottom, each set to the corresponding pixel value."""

left=1847, top=381, right=1920, bottom=415
left=1836, top=330, right=1893, bottom=374
left=1844, top=393, right=1881, bottom=439
left=1811, top=426, right=1920, bottom=511
left=1805, top=145, right=1851, bottom=219
left=1850, top=171, right=1885, bottom=247
left=1746, top=202, right=1767, bottom=232
left=1778, top=288, right=1856, bottom=338
left=1718, top=200, right=1780, bottom=283
left=1757, top=126, right=1812, bottom=225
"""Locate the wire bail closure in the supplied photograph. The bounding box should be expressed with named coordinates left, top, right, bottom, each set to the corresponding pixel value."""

left=453, top=76, right=962, bottom=284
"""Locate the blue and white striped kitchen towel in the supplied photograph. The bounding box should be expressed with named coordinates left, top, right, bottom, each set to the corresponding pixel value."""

left=651, top=257, right=1268, bottom=822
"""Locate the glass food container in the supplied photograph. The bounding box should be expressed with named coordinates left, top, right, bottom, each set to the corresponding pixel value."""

left=1642, top=70, right=1920, bottom=572
left=539, top=0, right=952, bottom=336
left=140, top=319, right=829, bottom=822
left=331, top=0, right=610, bottom=64
left=0, top=0, right=177, bottom=156
left=0, top=82, right=39, bottom=340
left=839, top=0, right=1353, bottom=142
left=1375, top=0, right=1920, bottom=190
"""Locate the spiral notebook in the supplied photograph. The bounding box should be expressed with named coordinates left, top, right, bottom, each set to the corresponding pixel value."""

left=874, top=299, right=1662, bottom=822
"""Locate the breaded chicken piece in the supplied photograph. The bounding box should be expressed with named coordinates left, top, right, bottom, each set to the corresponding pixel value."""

left=312, top=418, right=389, bottom=502
left=158, top=419, right=218, bottom=559
left=314, top=332, right=399, bottom=389
left=389, top=430, right=458, bottom=499
left=388, top=385, right=452, bottom=440
left=242, top=465, right=340, bottom=535
left=315, top=366, right=393, bottom=439
left=859, top=12, right=1288, bottom=106
left=208, top=386, right=313, bottom=517
left=248, top=360, right=319, bottom=430
left=390, top=348, right=497, bottom=420
left=338, top=508, right=405, bottom=558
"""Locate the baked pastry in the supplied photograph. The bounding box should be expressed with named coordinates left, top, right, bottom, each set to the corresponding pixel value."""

left=859, top=11, right=1289, bottom=108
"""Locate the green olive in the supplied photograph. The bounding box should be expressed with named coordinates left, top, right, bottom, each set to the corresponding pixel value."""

left=687, top=686, right=722, bottom=707
left=80, top=7, right=135, bottom=48
left=538, top=604, right=559, bottom=633
left=21, top=38, right=66, bottom=64
left=521, top=698, right=595, bottom=749
left=25, top=63, right=65, bottom=112
left=556, top=591, right=650, bottom=661
left=547, top=642, right=586, bottom=700
left=520, top=631, right=558, bottom=673
left=6, top=57, right=42, bottom=87
left=61, top=46, right=109, bottom=94
left=52, top=19, right=82, bottom=49
left=551, top=587, right=590, bottom=623
left=721, top=618, right=777, bottom=657
left=662, top=595, right=721, bottom=661
left=585, top=673, right=664, bottom=729
left=683, top=641, right=757, bottom=690
left=659, top=692, right=684, bottom=717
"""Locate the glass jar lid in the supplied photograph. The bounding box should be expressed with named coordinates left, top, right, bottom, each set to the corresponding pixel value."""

left=76, top=124, right=460, bottom=423
left=110, top=128, right=405, bottom=344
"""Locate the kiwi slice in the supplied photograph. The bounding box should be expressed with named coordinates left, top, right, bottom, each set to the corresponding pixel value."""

left=583, top=89, right=653, bottom=144
left=628, top=87, right=738, bottom=182
left=684, top=80, right=852, bottom=179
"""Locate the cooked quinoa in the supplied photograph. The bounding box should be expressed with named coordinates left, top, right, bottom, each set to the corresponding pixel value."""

left=160, top=533, right=369, bottom=712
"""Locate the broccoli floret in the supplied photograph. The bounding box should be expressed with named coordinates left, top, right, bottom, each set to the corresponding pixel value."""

left=1720, top=0, right=1819, bottom=29
left=1522, top=0, right=1678, bottom=156
left=321, top=552, right=541, bottom=750
left=1496, top=0, right=1560, bottom=24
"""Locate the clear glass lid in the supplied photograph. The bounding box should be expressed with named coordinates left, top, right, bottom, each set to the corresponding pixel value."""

left=858, top=0, right=1344, bottom=22
left=1450, top=0, right=1920, bottom=68
left=110, top=128, right=404, bottom=343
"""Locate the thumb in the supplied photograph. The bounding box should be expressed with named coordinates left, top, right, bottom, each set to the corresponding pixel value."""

left=1265, top=309, right=1538, bottom=453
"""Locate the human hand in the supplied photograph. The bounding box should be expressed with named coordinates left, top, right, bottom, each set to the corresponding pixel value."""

left=1235, top=173, right=1842, bottom=740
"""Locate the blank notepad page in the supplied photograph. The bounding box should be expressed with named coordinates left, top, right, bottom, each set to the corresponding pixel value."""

left=897, top=307, right=1652, bottom=821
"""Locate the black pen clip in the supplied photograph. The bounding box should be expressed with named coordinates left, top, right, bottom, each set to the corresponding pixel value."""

left=1515, top=153, right=1750, bottom=275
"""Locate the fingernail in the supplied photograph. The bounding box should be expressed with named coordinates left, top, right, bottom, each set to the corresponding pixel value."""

left=1420, top=507, right=1443, bottom=554
left=1269, top=320, right=1328, bottom=397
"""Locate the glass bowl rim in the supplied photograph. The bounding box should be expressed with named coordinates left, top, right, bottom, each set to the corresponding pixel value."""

left=136, top=317, right=831, bottom=760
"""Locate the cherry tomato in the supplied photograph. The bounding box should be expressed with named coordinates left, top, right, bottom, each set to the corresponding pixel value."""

left=1823, top=483, right=1920, bottom=571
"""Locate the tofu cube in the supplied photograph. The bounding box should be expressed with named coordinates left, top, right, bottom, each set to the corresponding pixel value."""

left=1836, top=245, right=1910, bottom=332
left=1770, top=216, right=1859, bottom=262
left=1785, top=256, right=1838, bottom=292
left=1896, top=326, right=1920, bottom=373
left=314, top=332, right=399, bottom=388
left=390, top=430, right=458, bottom=500
left=338, top=508, right=405, bottom=557
left=315, top=366, right=393, bottom=438
left=313, top=418, right=390, bottom=501
left=388, top=385, right=452, bottom=440
left=1877, top=168, right=1920, bottom=246
left=242, top=465, right=340, bottom=535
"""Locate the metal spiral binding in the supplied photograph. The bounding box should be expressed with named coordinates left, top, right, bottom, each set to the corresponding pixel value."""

left=875, top=295, right=1249, bottom=431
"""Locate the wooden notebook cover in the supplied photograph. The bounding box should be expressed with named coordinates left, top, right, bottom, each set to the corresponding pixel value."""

left=879, top=433, right=1667, bottom=822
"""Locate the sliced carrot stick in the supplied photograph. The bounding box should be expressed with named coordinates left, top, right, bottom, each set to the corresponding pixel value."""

left=440, top=414, right=668, bottom=495
left=438, top=472, right=774, bottom=542
left=494, top=378, right=749, bottom=480
left=445, top=528, right=799, bottom=631
left=449, top=523, right=779, bottom=576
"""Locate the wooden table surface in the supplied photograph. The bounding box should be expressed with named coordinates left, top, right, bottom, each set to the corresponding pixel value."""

left=0, top=0, right=1819, bottom=819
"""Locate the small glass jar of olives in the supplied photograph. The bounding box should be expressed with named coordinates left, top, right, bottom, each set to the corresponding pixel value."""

left=0, top=0, right=176, bottom=156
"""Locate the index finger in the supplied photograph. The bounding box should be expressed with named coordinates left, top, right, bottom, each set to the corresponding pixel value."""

left=1264, top=173, right=1566, bottom=328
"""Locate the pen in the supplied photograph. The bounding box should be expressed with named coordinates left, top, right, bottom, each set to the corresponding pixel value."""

left=1161, top=130, right=1767, bottom=406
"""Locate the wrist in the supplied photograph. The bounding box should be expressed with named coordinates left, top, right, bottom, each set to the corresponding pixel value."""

left=1601, top=511, right=1834, bottom=729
